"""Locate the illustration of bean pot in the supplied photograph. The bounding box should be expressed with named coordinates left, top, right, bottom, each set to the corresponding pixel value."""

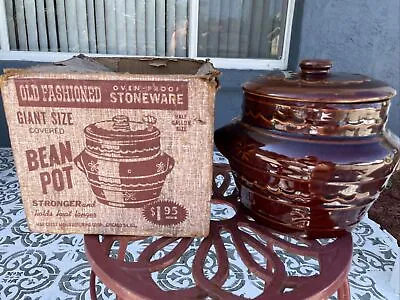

left=74, top=115, right=174, bottom=208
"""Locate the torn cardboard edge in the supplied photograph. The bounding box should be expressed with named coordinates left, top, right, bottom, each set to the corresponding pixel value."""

left=1, top=54, right=221, bottom=89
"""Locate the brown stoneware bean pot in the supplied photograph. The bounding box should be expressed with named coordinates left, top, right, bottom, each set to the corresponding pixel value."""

left=74, top=115, right=174, bottom=208
left=215, top=59, right=400, bottom=239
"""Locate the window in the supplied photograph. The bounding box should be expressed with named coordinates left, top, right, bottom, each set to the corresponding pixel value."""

left=0, top=0, right=295, bottom=69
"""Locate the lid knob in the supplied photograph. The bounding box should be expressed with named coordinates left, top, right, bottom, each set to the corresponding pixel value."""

left=112, top=115, right=130, bottom=131
left=142, top=115, right=157, bottom=126
left=299, top=59, right=332, bottom=76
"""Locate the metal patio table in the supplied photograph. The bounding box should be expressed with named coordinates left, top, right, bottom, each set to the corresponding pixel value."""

left=84, top=164, right=352, bottom=299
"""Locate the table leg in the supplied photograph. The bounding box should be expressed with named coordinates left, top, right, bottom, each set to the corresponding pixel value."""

left=266, top=242, right=274, bottom=273
left=337, top=279, right=350, bottom=300
left=91, top=269, right=125, bottom=300
left=90, top=270, right=97, bottom=300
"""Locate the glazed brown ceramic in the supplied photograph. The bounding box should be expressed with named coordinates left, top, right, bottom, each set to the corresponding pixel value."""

left=215, top=59, right=400, bottom=239
left=74, top=115, right=174, bottom=208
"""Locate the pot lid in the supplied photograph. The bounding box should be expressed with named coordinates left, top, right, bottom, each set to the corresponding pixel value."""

left=242, top=59, right=396, bottom=103
left=84, top=115, right=160, bottom=142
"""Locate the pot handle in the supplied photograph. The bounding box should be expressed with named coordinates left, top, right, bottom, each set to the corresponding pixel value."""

left=73, top=152, right=87, bottom=176
left=165, top=154, right=175, bottom=174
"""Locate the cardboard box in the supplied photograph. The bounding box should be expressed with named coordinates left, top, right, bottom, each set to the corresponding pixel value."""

left=0, top=55, right=219, bottom=237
